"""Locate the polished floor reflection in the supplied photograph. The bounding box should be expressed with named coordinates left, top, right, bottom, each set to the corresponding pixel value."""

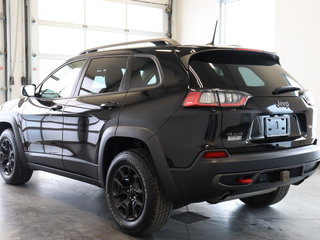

left=0, top=170, right=319, bottom=240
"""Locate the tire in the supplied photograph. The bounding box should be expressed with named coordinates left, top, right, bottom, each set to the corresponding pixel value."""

left=240, top=185, right=290, bottom=207
left=0, top=129, right=33, bottom=185
left=106, top=149, right=172, bottom=236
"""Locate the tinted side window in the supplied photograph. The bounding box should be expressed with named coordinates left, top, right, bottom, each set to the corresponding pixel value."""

left=39, top=60, right=85, bottom=98
left=130, top=57, right=160, bottom=89
left=79, top=57, right=128, bottom=96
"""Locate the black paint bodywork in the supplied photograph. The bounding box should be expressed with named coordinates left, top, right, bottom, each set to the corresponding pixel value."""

left=0, top=44, right=319, bottom=206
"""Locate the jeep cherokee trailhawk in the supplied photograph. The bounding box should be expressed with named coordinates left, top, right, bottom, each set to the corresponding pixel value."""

left=0, top=39, right=319, bottom=236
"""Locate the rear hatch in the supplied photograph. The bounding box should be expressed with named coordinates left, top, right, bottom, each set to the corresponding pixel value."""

left=185, top=49, right=317, bottom=153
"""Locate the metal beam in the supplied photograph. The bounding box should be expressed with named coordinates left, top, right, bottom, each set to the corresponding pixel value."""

left=166, top=0, right=172, bottom=38
left=24, top=0, right=31, bottom=85
left=3, top=0, right=11, bottom=101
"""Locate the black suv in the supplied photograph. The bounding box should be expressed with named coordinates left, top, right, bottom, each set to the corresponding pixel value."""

left=0, top=39, right=319, bottom=236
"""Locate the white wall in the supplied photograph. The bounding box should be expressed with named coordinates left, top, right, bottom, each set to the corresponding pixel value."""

left=275, top=0, right=320, bottom=136
left=173, top=0, right=217, bottom=44
left=275, top=0, right=320, bottom=97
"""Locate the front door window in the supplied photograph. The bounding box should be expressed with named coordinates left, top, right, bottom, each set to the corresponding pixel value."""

left=39, top=60, right=86, bottom=98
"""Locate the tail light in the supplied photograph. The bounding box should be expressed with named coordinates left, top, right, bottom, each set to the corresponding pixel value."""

left=183, top=90, right=252, bottom=107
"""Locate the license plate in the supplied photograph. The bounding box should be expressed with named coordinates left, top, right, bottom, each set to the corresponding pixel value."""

left=265, top=116, right=290, bottom=137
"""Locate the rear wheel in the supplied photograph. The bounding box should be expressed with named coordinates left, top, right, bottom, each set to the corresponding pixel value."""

left=0, top=129, right=33, bottom=185
left=106, top=149, right=172, bottom=236
left=240, top=185, right=290, bottom=207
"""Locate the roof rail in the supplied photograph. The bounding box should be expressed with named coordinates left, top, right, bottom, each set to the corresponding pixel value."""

left=80, top=38, right=180, bottom=55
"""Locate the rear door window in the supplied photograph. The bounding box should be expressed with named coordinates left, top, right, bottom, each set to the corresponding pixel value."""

left=130, top=57, right=160, bottom=89
left=79, top=57, right=128, bottom=96
left=188, top=51, right=302, bottom=96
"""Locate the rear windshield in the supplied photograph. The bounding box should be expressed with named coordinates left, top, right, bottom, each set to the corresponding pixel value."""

left=188, top=51, right=302, bottom=96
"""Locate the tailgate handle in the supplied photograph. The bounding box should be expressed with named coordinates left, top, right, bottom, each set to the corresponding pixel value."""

left=100, top=102, right=119, bottom=109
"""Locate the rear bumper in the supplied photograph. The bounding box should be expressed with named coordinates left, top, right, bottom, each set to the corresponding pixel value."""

left=170, top=145, right=320, bottom=205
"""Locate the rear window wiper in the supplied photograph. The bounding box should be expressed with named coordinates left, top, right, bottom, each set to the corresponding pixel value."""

left=272, top=86, right=301, bottom=95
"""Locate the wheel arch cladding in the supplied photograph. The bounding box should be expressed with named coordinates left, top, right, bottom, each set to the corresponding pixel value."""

left=0, top=122, right=12, bottom=135
left=0, top=116, right=28, bottom=166
left=98, top=126, right=182, bottom=203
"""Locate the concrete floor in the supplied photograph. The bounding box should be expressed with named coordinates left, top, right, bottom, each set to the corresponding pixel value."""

left=0, top=170, right=319, bottom=240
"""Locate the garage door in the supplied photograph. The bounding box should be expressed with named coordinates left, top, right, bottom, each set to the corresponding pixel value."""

left=0, top=0, right=6, bottom=103
left=30, top=0, right=169, bottom=84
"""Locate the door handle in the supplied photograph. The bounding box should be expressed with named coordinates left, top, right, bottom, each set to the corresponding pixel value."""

left=50, top=104, right=63, bottom=111
left=100, top=102, right=119, bottom=109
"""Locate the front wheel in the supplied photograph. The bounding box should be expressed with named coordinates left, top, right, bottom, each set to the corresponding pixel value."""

left=106, top=149, right=172, bottom=236
left=240, top=185, right=290, bottom=207
left=0, top=129, right=33, bottom=185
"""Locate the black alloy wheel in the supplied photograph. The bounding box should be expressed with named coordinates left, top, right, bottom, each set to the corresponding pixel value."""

left=0, top=129, right=33, bottom=185
left=106, top=149, right=172, bottom=236
left=111, top=165, right=145, bottom=221
left=0, top=138, right=15, bottom=176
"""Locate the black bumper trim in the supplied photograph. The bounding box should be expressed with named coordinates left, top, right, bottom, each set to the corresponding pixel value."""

left=170, top=145, right=320, bottom=204
left=212, top=161, right=320, bottom=189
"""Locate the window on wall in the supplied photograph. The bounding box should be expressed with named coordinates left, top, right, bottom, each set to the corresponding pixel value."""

left=220, top=0, right=275, bottom=52
left=31, top=0, right=168, bottom=84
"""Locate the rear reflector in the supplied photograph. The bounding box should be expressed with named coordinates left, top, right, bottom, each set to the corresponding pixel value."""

left=183, top=90, right=251, bottom=107
left=237, top=178, right=253, bottom=184
left=203, top=151, right=228, bottom=159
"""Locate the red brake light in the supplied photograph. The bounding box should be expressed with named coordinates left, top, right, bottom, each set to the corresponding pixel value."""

left=183, top=90, right=251, bottom=107
left=203, top=151, right=228, bottom=159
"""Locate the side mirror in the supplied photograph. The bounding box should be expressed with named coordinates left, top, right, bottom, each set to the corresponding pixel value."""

left=21, top=84, right=36, bottom=97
